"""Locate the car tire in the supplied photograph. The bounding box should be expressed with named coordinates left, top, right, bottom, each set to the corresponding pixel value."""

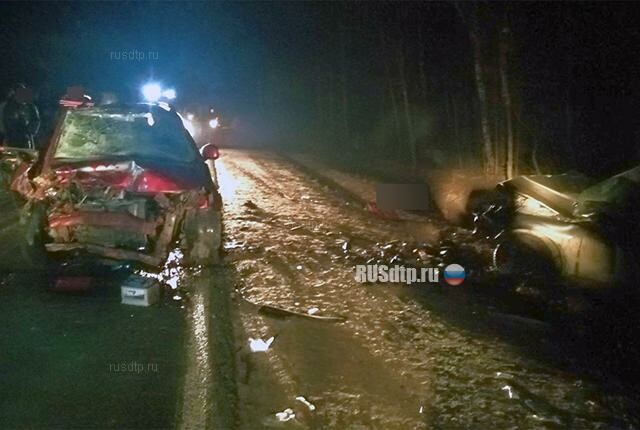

left=493, top=233, right=558, bottom=279
left=182, top=207, right=222, bottom=266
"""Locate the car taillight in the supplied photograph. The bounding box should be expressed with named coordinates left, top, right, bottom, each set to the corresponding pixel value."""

left=135, top=171, right=182, bottom=193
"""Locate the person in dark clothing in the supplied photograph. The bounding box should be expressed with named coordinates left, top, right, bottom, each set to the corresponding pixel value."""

left=2, top=84, right=40, bottom=149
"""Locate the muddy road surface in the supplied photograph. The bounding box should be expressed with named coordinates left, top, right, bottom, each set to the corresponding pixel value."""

left=214, top=150, right=640, bottom=429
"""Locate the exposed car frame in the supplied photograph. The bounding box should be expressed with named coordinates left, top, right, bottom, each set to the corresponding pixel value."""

left=1, top=102, right=223, bottom=269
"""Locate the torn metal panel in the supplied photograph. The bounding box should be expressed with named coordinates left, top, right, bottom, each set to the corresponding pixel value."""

left=153, top=211, right=180, bottom=259
left=71, top=226, right=148, bottom=250
left=48, top=211, right=158, bottom=235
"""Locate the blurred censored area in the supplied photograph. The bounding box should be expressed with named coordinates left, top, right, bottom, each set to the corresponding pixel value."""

left=376, top=183, right=430, bottom=211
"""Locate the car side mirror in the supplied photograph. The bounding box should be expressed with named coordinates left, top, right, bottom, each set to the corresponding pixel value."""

left=200, top=143, right=220, bottom=160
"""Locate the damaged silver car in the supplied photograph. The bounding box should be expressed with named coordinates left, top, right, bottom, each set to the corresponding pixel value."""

left=470, top=166, right=640, bottom=285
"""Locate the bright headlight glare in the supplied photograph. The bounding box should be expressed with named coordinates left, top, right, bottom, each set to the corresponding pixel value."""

left=162, top=88, right=176, bottom=100
left=141, top=82, right=162, bottom=102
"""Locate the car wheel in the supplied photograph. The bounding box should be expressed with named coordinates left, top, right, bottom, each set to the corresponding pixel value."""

left=182, top=207, right=222, bottom=266
left=493, top=233, right=558, bottom=279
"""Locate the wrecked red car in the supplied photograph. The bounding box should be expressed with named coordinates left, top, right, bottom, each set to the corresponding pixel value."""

left=1, top=102, right=222, bottom=268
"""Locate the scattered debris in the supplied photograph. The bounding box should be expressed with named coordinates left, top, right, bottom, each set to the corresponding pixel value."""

left=497, top=377, right=568, bottom=426
left=243, top=200, right=259, bottom=210
left=295, top=396, right=316, bottom=412
left=491, top=312, right=551, bottom=333
left=502, top=384, right=519, bottom=400
left=341, top=240, right=350, bottom=253
left=249, top=336, right=275, bottom=352
left=240, top=292, right=347, bottom=322
left=259, top=302, right=347, bottom=323
left=274, top=408, right=296, bottom=423
left=224, top=239, right=245, bottom=250
left=165, top=276, right=179, bottom=289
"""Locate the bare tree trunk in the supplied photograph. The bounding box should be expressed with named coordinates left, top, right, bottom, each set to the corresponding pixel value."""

left=473, top=33, right=494, bottom=173
left=397, top=42, right=417, bottom=170
left=443, top=81, right=451, bottom=137
left=389, top=86, right=401, bottom=146
left=379, top=28, right=402, bottom=150
left=458, top=3, right=494, bottom=174
left=564, top=82, right=575, bottom=168
left=532, top=140, right=541, bottom=174
left=338, top=15, right=350, bottom=146
left=417, top=19, right=428, bottom=104
left=327, top=68, right=337, bottom=144
left=513, top=111, right=519, bottom=176
left=563, top=7, right=577, bottom=169
left=316, top=75, right=328, bottom=141
left=500, top=26, right=515, bottom=179
left=494, top=107, right=502, bottom=175
left=451, top=88, right=463, bottom=167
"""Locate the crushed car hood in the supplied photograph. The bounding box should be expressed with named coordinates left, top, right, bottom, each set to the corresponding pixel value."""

left=500, top=172, right=593, bottom=218
left=51, top=158, right=212, bottom=193
left=501, top=165, right=640, bottom=220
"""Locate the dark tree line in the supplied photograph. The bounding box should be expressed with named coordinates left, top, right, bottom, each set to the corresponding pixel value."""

left=1, top=1, right=638, bottom=178
left=254, top=1, right=640, bottom=179
left=252, top=2, right=530, bottom=177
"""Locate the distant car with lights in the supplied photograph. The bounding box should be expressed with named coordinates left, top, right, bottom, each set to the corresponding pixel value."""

left=469, top=166, right=640, bottom=285
left=0, top=98, right=223, bottom=268
left=179, top=106, right=229, bottom=147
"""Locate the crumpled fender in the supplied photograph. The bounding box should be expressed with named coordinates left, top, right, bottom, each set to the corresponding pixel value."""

left=10, top=162, right=34, bottom=197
